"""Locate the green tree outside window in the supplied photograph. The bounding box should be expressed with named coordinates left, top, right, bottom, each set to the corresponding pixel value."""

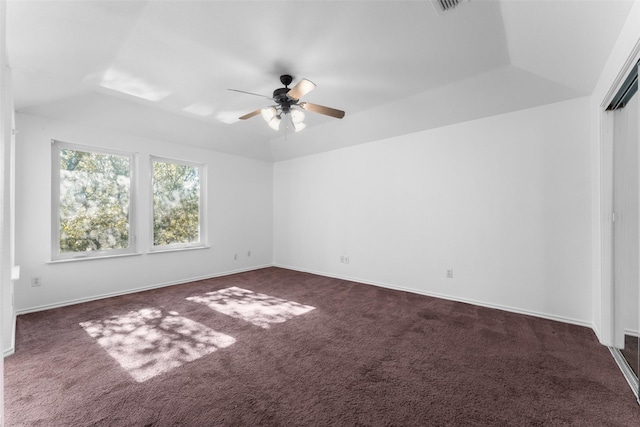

left=152, top=161, right=200, bottom=246
left=59, top=148, right=130, bottom=253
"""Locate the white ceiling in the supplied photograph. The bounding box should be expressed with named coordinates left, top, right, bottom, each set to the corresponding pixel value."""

left=6, top=0, right=635, bottom=162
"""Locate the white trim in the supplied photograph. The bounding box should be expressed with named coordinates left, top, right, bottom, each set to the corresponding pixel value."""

left=273, top=264, right=593, bottom=329
left=592, top=322, right=603, bottom=344
left=14, top=264, right=272, bottom=316
left=600, top=108, right=616, bottom=346
left=13, top=262, right=598, bottom=333
left=146, top=245, right=210, bottom=255
left=47, top=252, right=142, bottom=264
left=3, top=313, right=15, bottom=357
left=624, top=328, right=640, bottom=337
left=11, top=264, right=601, bottom=357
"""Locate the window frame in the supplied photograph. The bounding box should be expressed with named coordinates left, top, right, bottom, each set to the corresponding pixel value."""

left=51, top=140, right=138, bottom=261
left=148, top=155, right=207, bottom=253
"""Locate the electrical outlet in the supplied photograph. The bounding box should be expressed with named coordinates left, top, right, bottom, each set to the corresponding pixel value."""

left=446, top=269, right=454, bottom=279
left=247, top=250, right=251, bottom=257
left=31, top=276, right=42, bottom=287
left=345, top=256, right=349, bottom=264
left=234, top=253, right=238, bottom=261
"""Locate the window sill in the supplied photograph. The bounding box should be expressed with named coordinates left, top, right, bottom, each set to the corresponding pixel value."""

left=147, top=245, right=210, bottom=255
left=48, top=252, right=142, bottom=264
left=47, top=246, right=210, bottom=263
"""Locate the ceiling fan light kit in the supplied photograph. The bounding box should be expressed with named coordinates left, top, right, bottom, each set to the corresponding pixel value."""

left=267, top=115, right=281, bottom=131
left=290, top=109, right=305, bottom=124
left=293, top=121, right=306, bottom=133
left=261, top=106, right=277, bottom=122
left=230, top=74, right=345, bottom=133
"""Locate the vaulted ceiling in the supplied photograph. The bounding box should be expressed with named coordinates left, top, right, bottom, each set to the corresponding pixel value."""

left=6, top=0, right=635, bottom=162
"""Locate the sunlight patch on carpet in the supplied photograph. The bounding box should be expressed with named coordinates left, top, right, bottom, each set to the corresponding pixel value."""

left=79, top=308, right=235, bottom=382
left=186, top=286, right=315, bottom=329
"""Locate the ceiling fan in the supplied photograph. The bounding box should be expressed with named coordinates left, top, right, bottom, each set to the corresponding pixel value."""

left=229, top=74, right=345, bottom=132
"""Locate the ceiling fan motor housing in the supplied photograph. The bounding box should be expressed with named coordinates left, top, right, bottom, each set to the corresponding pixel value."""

left=273, top=87, right=293, bottom=113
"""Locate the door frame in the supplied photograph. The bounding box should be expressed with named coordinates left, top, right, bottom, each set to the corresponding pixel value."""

left=600, top=41, right=640, bottom=400
left=600, top=41, right=640, bottom=347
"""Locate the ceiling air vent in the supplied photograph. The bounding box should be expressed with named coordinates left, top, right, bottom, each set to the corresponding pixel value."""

left=432, top=0, right=469, bottom=14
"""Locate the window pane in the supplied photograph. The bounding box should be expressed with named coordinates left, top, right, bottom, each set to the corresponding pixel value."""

left=59, top=148, right=130, bottom=253
left=152, top=161, right=200, bottom=246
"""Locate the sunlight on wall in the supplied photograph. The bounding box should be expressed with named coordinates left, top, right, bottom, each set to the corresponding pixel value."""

left=186, top=287, right=315, bottom=329
left=80, top=308, right=235, bottom=382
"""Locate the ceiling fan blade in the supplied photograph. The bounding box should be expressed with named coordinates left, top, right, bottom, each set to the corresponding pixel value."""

left=239, top=109, right=262, bottom=120
left=287, top=78, right=316, bottom=100
left=228, top=88, right=272, bottom=99
left=300, top=102, right=345, bottom=119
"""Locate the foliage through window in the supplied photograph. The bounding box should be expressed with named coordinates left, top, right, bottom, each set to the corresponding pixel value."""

left=152, top=158, right=205, bottom=249
left=53, top=141, right=136, bottom=260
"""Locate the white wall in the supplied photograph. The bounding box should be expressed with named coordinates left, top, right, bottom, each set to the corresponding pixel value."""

left=274, top=97, right=593, bottom=325
left=14, top=113, right=273, bottom=313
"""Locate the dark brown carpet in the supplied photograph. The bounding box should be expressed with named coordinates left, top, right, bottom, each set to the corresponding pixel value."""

left=5, top=267, right=640, bottom=426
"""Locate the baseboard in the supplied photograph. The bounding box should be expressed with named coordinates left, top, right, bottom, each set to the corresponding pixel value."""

left=592, top=323, right=604, bottom=344
left=3, top=312, right=16, bottom=357
left=15, top=264, right=272, bottom=316
left=625, top=328, right=640, bottom=338
left=13, top=263, right=596, bottom=333
left=274, top=264, right=594, bottom=330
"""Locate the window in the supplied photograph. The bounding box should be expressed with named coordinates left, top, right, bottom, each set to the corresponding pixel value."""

left=52, top=141, right=137, bottom=260
left=151, top=157, right=206, bottom=250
